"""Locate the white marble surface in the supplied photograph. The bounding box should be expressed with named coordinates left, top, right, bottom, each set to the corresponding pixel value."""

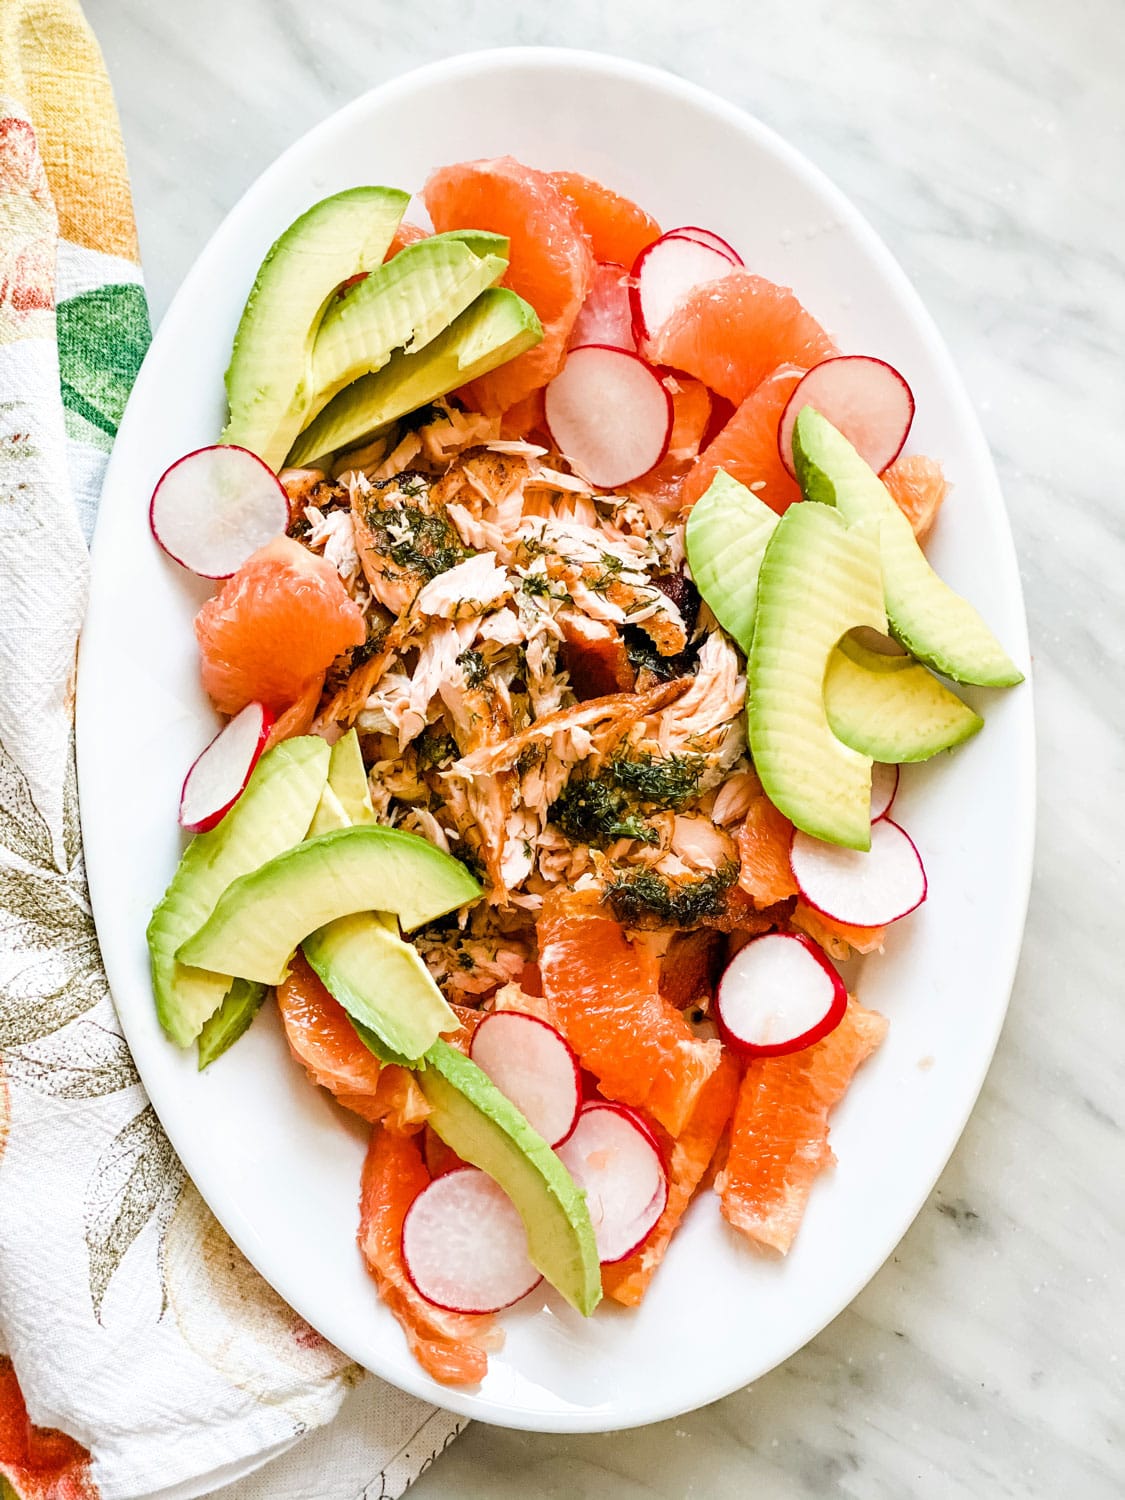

left=84, top=0, right=1124, bottom=1494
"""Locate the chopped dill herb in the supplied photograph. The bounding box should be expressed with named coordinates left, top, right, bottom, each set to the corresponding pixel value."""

left=587, top=552, right=627, bottom=595
left=550, top=777, right=658, bottom=848
left=603, top=862, right=738, bottom=926
left=457, top=649, right=488, bottom=688
left=363, top=497, right=467, bottom=579
left=417, top=727, right=459, bottom=770
left=611, top=752, right=705, bottom=808
left=521, top=571, right=567, bottom=601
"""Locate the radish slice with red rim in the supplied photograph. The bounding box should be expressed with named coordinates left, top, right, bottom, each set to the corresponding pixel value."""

left=469, top=1011, right=581, bottom=1147
left=179, top=702, right=273, bottom=833
left=870, top=762, right=900, bottom=822
left=401, top=1168, right=543, bottom=1314
left=543, top=345, right=672, bottom=489
left=150, top=444, right=290, bottom=579
left=715, top=931, right=847, bottom=1058
left=790, top=818, right=927, bottom=928
left=568, top=262, right=636, bottom=351
left=556, top=1102, right=667, bottom=1264
left=777, top=356, right=915, bottom=478
left=629, top=232, right=738, bottom=346
left=665, top=226, right=744, bottom=266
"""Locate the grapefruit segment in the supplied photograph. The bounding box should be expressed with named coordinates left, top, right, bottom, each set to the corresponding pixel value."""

left=716, top=997, right=887, bottom=1254
left=358, top=1127, right=497, bottom=1384
left=882, top=453, right=950, bottom=541
left=664, top=374, right=713, bottom=461
left=791, top=901, right=887, bottom=959
left=737, top=796, right=800, bottom=907
left=537, top=889, right=722, bottom=1136
left=384, top=221, right=429, bottom=259
left=424, top=157, right=593, bottom=411
left=649, top=270, right=836, bottom=405
left=683, top=364, right=806, bottom=513
left=195, top=535, right=364, bottom=716
left=276, top=953, right=428, bottom=1129
left=603, top=1051, right=739, bottom=1306
left=262, top=672, right=326, bottom=751
left=547, top=170, right=661, bottom=267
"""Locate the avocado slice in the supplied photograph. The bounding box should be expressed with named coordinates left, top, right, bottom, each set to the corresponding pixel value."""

left=324, top=728, right=376, bottom=825
left=288, top=288, right=543, bottom=467
left=222, top=187, right=409, bottom=470
left=825, top=632, right=984, bottom=762
left=302, top=231, right=509, bottom=431
left=748, top=503, right=885, bottom=850
left=196, top=977, right=267, bottom=1070
left=176, top=825, right=481, bottom=984
left=687, top=469, right=986, bottom=763
left=147, top=735, right=330, bottom=1047
left=303, top=913, right=456, bottom=1062
left=418, top=1039, right=602, bottom=1317
left=792, top=407, right=1023, bottom=687
left=685, top=469, right=780, bottom=654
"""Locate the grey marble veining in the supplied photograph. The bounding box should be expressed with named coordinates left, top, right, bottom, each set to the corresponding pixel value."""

left=83, top=0, right=1125, bottom=1495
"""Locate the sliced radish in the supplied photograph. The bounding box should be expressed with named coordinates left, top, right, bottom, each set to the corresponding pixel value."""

left=179, top=702, right=273, bottom=833
left=150, top=444, right=289, bottom=579
left=556, top=1102, right=667, bottom=1264
left=790, top=818, right=927, bottom=928
left=665, top=226, right=744, bottom=266
left=777, top=356, right=915, bottom=478
left=469, top=1011, right=580, bottom=1147
left=715, top=931, right=847, bottom=1058
left=401, top=1168, right=543, bottom=1314
left=870, top=762, right=900, bottom=821
left=629, top=232, right=738, bottom=346
left=568, top=262, right=636, bottom=351
left=543, top=345, right=672, bottom=489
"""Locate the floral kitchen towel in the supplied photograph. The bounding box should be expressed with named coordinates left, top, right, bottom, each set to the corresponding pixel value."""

left=0, top=3, right=462, bottom=1496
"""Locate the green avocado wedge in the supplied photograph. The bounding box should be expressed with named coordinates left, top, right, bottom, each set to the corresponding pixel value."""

left=748, top=503, right=885, bottom=850
left=684, top=470, right=778, bottom=655
left=418, top=1039, right=602, bottom=1317
left=147, top=736, right=330, bottom=1048
left=177, top=825, right=481, bottom=984
left=792, top=407, right=1023, bottom=687
left=297, top=731, right=458, bottom=1061
left=825, top=633, right=984, bottom=762
left=196, top=978, right=267, bottom=1070
left=221, top=187, right=409, bottom=470
left=304, top=914, right=456, bottom=1063
left=686, top=470, right=989, bottom=761
left=302, top=231, right=509, bottom=432
left=288, top=287, right=543, bottom=467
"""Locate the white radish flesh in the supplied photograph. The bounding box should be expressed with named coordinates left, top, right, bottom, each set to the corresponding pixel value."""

left=777, top=356, right=915, bottom=478
left=629, top=232, right=739, bottom=345
left=179, top=702, right=273, bottom=833
left=150, top=444, right=289, bottom=578
left=401, top=1168, right=543, bottom=1314
left=715, top=932, right=847, bottom=1058
left=568, top=262, right=636, bottom=351
left=665, top=226, right=743, bottom=266
left=790, top=818, right=927, bottom=928
left=543, top=345, right=672, bottom=489
left=469, top=1011, right=581, bottom=1147
left=870, top=762, right=900, bottom=821
left=556, top=1103, right=667, bottom=1264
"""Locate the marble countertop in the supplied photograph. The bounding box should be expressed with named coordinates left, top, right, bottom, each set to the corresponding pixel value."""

left=85, top=0, right=1123, bottom=1494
